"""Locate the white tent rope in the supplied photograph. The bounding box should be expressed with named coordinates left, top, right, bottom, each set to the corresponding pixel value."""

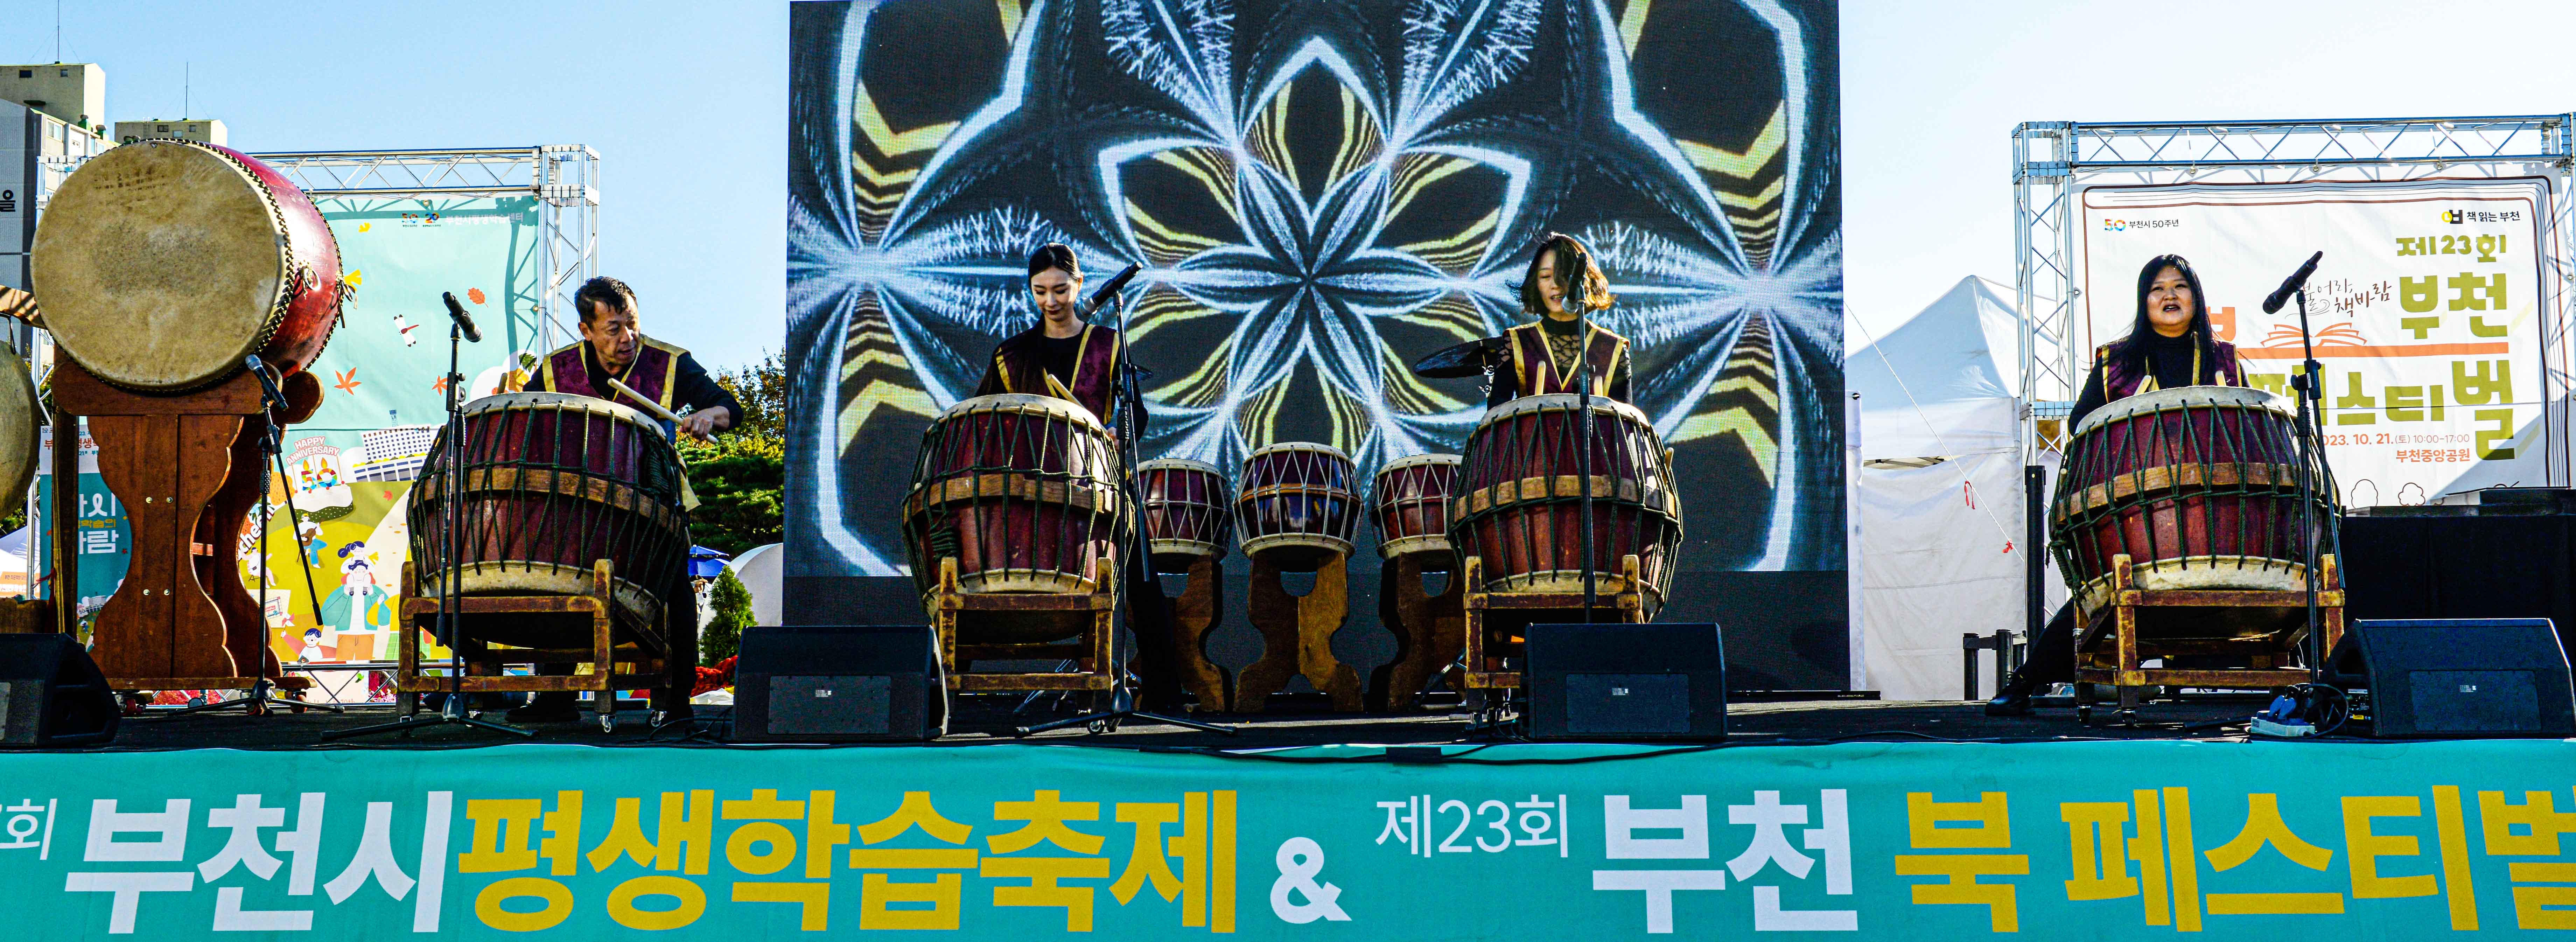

left=1848, top=313, right=2022, bottom=553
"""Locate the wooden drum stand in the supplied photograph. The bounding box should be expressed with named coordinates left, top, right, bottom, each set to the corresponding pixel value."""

left=2072, top=552, right=2346, bottom=726
left=1234, top=548, right=1363, bottom=712
left=390, top=560, right=678, bottom=733
left=1458, top=554, right=1647, bottom=692
left=53, top=360, right=317, bottom=706
left=931, top=557, right=1118, bottom=695
left=1371, top=551, right=1463, bottom=711
left=1164, top=556, right=1230, bottom=712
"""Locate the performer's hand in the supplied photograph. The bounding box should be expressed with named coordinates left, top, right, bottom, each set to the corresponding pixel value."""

left=677, top=410, right=726, bottom=442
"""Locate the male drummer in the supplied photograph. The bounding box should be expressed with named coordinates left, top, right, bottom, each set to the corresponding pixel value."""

left=511, top=276, right=741, bottom=725
left=974, top=243, right=1128, bottom=430
left=1485, top=232, right=1634, bottom=407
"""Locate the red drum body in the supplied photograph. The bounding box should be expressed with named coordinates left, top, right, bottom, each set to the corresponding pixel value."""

left=1452, top=394, right=1681, bottom=612
left=1373, top=454, right=1460, bottom=565
left=903, top=395, right=1122, bottom=616
left=1138, top=458, right=1231, bottom=573
left=35, top=140, right=342, bottom=390
left=2051, top=385, right=2331, bottom=615
left=1234, top=442, right=1359, bottom=571
left=410, top=393, right=692, bottom=637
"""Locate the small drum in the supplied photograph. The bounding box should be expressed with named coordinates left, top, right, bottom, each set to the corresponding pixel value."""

left=2052, top=385, right=2331, bottom=615
left=1373, top=453, right=1460, bottom=564
left=1137, top=458, right=1231, bottom=573
left=1234, top=442, right=1360, bottom=571
left=902, top=394, right=1122, bottom=607
left=1451, top=394, right=1682, bottom=610
left=410, top=393, right=692, bottom=634
left=35, top=140, right=343, bottom=390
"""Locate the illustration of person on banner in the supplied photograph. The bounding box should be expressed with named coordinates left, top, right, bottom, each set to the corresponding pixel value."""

left=1990, top=254, right=2245, bottom=715
left=1486, top=232, right=1633, bottom=407
left=513, top=276, right=742, bottom=724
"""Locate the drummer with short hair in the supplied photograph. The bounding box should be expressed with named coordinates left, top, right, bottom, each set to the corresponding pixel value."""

left=537, top=275, right=743, bottom=442
left=1988, top=253, right=2246, bottom=715
left=510, top=275, right=740, bottom=725
left=1486, top=232, right=1633, bottom=407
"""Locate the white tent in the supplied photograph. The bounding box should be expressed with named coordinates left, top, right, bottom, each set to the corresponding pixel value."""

left=1847, top=277, right=2066, bottom=700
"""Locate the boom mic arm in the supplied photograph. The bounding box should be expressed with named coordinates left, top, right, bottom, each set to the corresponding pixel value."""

left=2262, top=251, right=2324, bottom=315
left=1079, top=264, right=1144, bottom=318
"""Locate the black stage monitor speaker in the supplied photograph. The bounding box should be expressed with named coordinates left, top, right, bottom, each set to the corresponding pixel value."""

left=0, top=634, right=118, bottom=747
left=732, top=626, right=946, bottom=742
left=2332, top=619, right=2576, bottom=738
left=1524, top=623, right=1726, bottom=741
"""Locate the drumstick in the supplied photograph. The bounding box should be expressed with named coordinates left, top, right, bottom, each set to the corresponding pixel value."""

left=604, top=375, right=706, bottom=512
left=604, top=376, right=695, bottom=433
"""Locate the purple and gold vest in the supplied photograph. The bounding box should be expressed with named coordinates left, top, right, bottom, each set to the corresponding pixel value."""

left=537, top=336, right=683, bottom=412
left=1505, top=320, right=1628, bottom=400
left=981, top=324, right=1121, bottom=424
left=2094, top=336, right=2246, bottom=401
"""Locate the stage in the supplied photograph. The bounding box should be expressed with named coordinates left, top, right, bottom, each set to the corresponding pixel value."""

left=9, top=697, right=2569, bottom=940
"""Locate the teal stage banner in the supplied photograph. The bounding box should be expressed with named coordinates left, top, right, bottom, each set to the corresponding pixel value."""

left=3, top=740, right=2574, bottom=938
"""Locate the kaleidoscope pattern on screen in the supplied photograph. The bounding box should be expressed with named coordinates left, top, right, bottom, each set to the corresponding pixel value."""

left=788, top=0, right=1842, bottom=577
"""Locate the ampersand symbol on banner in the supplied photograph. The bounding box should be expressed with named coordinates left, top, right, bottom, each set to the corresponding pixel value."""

left=1269, top=836, right=1351, bottom=924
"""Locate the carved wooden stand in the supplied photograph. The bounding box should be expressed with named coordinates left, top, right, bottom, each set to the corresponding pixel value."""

left=1371, top=553, right=1463, bottom=711
left=2073, top=552, right=2346, bottom=726
left=1165, top=557, right=1230, bottom=711
left=54, top=360, right=313, bottom=702
left=933, top=557, right=1118, bottom=693
left=394, top=560, right=674, bottom=731
left=1234, top=549, right=1362, bottom=712
left=1460, top=554, right=1646, bottom=691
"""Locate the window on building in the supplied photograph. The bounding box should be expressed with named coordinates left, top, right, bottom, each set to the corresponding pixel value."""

left=15, top=70, right=29, bottom=78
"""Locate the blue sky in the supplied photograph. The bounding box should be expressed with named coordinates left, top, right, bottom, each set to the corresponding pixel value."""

left=21, top=0, right=2576, bottom=372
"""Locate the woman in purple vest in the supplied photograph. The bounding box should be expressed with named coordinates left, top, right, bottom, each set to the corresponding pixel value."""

left=1485, top=232, right=1633, bottom=407
left=1988, top=253, right=2246, bottom=715
left=974, top=243, right=1127, bottom=429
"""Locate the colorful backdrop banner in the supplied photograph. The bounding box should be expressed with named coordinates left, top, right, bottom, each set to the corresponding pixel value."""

left=0, top=740, right=2571, bottom=938
left=2079, top=178, right=2570, bottom=504
left=235, top=196, right=548, bottom=675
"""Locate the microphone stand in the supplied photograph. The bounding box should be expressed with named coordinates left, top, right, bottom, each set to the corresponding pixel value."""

left=2287, top=287, right=2345, bottom=683
left=328, top=315, right=531, bottom=740
left=1020, top=278, right=1235, bottom=737
left=1565, top=281, right=1600, bottom=620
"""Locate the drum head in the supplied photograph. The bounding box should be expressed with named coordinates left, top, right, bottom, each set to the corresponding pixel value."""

left=2071, top=384, right=2291, bottom=439
left=34, top=141, right=289, bottom=390
left=461, top=391, right=670, bottom=440
left=0, top=348, right=38, bottom=509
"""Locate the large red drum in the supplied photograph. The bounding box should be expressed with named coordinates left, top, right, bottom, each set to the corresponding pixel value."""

left=2051, top=385, right=2331, bottom=614
left=902, top=394, right=1122, bottom=614
left=1234, top=442, right=1359, bottom=571
left=1451, top=394, right=1681, bottom=612
left=409, top=393, right=692, bottom=637
left=1373, top=453, right=1460, bottom=565
left=1137, top=458, right=1230, bottom=573
left=35, top=140, right=343, bottom=390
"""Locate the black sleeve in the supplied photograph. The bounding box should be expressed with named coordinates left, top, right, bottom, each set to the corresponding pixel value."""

left=974, top=354, right=1007, bottom=398
left=2068, top=358, right=2108, bottom=432
left=1484, top=362, right=1516, bottom=409
left=672, top=352, right=744, bottom=423
left=1609, top=353, right=1632, bottom=403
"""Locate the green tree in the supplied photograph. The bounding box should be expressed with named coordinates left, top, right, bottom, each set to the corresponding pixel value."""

left=703, top=568, right=755, bottom=665
left=683, top=351, right=788, bottom=554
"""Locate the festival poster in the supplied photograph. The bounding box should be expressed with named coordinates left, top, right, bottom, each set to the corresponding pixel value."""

left=232, top=195, right=547, bottom=675
left=28, top=427, right=128, bottom=619
left=2079, top=179, right=2566, bottom=505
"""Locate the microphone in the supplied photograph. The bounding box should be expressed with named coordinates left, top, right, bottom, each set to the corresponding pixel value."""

left=244, top=355, right=286, bottom=408
left=441, top=291, right=483, bottom=343
left=1078, top=263, right=1144, bottom=318
left=2261, top=251, right=2324, bottom=314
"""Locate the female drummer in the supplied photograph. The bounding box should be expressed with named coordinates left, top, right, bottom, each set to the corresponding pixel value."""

left=1487, top=232, right=1633, bottom=407
left=975, top=243, right=1127, bottom=428
left=1988, top=253, right=2247, bottom=715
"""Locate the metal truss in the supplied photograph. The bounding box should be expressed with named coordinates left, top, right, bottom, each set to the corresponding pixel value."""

left=2014, top=115, right=2576, bottom=469
left=38, top=145, right=601, bottom=350
left=254, top=146, right=602, bottom=351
